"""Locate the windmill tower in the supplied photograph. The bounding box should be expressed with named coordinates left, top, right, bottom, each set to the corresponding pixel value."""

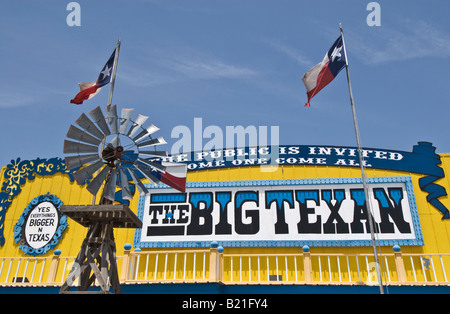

left=59, top=105, right=186, bottom=294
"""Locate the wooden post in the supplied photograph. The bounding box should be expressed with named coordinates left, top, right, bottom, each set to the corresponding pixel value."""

left=47, top=249, right=61, bottom=283
left=209, top=242, right=219, bottom=282
left=302, top=245, right=313, bottom=283
left=393, top=245, right=407, bottom=283
left=217, top=246, right=224, bottom=282
left=120, top=243, right=132, bottom=282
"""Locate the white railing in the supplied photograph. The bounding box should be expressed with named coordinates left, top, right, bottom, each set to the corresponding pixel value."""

left=221, top=250, right=450, bottom=285
left=2, top=245, right=450, bottom=287
left=401, top=253, right=450, bottom=284
left=0, top=256, right=53, bottom=285
left=123, top=249, right=212, bottom=283
left=223, top=253, right=303, bottom=283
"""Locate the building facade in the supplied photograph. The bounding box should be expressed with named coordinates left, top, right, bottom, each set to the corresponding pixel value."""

left=1, top=142, right=450, bottom=294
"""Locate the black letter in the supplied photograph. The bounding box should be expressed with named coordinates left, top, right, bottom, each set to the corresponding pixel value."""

left=235, top=191, right=260, bottom=235
left=149, top=205, right=163, bottom=224
left=374, top=188, right=411, bottom=234
left=296, top=190, right=321, bottom=234
left=350, top=189, right=379, bottom=234
left=322, top=189, right=349, bottom=234
left=215, top=192, right=233, bottom=235
left=265, top=190, right=294, bottom=234
left=186, top=192, right=213, bottom=235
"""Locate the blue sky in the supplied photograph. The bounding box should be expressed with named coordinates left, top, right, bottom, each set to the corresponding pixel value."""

left=1, top=0, right=450, bottom=167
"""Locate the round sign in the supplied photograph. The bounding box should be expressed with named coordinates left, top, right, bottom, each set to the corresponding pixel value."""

left=24, top=201, right=59, bottom=249
left=14, top=193, right=68, bottom=256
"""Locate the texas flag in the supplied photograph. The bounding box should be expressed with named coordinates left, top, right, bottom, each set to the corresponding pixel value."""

left=144, top=161, right=187, bottom=193
left=302, top=36, right=346, bottom=107
left=70, top=48, right=116, bottom=105
left=160, top=162, right=188, bottom=193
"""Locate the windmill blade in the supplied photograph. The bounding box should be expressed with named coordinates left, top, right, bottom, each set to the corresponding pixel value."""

left=139, top=150, right=168, bottom=158
left=105, top=104, right=119, bottom=134
left=67, top=125, right=102, bottom=146
left=136, top=137, right=167, bottom=149
left=65, top=106, right=178, bottom=201
left=73, top=160, right=104, bottom=185
left=118, top=150, right=139, bottom=165
left=134, top=163, right=161, bottom=185
left=89, top=106, right=111, bottom=136
left=119, top=168, right=133, bottom=200
left=127, top=114, right=148, bottom=138
left=65, top=154, right=100, bottom=170
left=102, top=168, right=118, bottom=201
left=126, top=168, right=149, bottom=195
left=75, top=113, right=105, bottom=140
left=106, top=135, right=121, bottom=149
left=132, top=124, right=160, bottom=143
left=86, top=165, right=110, bottom=196
left=64, top=140, right=99, bottom=154
left=119, top=108, right=134, bottom=135
left=137, top=157, right=166, bottom=172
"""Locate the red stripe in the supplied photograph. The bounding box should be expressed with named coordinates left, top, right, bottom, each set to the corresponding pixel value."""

left=161, top=172, right=186, bottom=193
left=306, top=63, right=335, bottom=105
left=70, top=85, right=99, bottom=105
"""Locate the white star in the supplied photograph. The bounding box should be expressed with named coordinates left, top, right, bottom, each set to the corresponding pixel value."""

left=101, top=64, right=112, bottom=79
left=330, top=45, right=343, bottom=62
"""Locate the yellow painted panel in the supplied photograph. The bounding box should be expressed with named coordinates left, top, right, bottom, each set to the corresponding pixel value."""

left=2, top=153, right=450, bottom=284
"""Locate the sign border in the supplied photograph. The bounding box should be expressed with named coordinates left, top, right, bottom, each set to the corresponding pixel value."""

left=134, top=176, right=423, bottom=248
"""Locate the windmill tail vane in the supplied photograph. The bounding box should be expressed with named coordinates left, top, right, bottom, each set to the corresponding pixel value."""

left=63, top=105, right=187, bottom=202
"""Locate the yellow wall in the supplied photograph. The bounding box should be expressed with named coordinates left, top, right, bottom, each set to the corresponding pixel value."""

left=2, top=156, right=450, bottom=261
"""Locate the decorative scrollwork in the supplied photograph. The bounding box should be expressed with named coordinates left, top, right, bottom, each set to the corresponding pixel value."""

left=0, top=158, right=76, bottom=247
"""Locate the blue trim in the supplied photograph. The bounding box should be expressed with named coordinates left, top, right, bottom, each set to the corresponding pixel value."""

left=134, top=177, right=423, bottom=249
left=1, top=282, right=450, bottom=294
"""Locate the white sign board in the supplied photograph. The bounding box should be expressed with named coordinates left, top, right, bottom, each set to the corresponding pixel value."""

left=134, top=177, right=423, bottom=248
left=14, top=193, right=67, bottom=256
left=25, top=201, right=59, bottom=249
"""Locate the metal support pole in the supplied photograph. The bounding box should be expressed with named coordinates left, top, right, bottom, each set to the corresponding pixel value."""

left=107, top=38, right=121, bottom=109
left=339, top=23, right=384, bottom=294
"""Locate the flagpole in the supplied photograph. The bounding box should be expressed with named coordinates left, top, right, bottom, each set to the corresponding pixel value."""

left=339, top=23, right=384, bottom=294
left=107, top=38, right=121, bottom=109
left=91, top=39, right=121, bottom=206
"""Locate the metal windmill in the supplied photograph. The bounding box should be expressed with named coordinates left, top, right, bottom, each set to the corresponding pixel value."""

left=59, top=104, right=186, bottom=294
left=63, top=104, right=185, bottom=203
